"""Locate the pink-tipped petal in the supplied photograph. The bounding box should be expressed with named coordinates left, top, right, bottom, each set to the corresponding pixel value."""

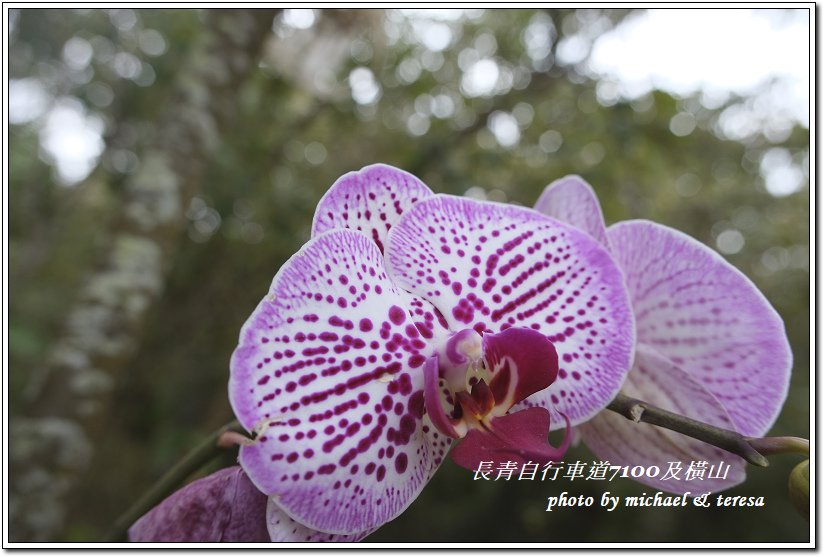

left=230, top=229, right=449, bottom=534
left=129, top=467, right=269, bottom=542
left=578, top=346, right=747, bottom=493
left=534, top=175, right=610, bottom=249
left=311, top=164, right=434, bottom=252
left=482, top=327, right=559, bottom=413
left=266, top=499, right=374, bottom=542
left=385, top=195, right=635, bottom=427
left=450, top=407, right=571, bottom=470
left=608, top=220, right=792, bottom=436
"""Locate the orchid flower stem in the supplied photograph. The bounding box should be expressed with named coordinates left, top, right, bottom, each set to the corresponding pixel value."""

left=606, top=393, right=771, bottom=467
left=746, top=436, right=810, bottom=457
left=104, top=420, right=243, bottom=542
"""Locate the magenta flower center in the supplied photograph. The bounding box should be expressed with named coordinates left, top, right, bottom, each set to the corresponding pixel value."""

left=423, top=326, right=572, bottom=471
left=424, top=327, right=557, bottom=440
left=427, top=329, right=512, bottom=439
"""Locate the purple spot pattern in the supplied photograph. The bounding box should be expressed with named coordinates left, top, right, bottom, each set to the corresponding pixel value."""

left=311, top=163, right=434, bottom=252
left=267, top=499, right=374, bottom=542
left=578, top=346, right=748, bottom=493
left=607, top=220, right=792, bottom=436
left=230, top=229, right=451, bottom=535
left=385, top=195, right=635, bottom=426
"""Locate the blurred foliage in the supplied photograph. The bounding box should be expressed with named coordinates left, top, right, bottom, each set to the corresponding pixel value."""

left=8, top=8, right=809, bottom=543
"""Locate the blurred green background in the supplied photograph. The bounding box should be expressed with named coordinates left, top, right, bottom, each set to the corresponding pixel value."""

left=8, top=8, right=810, bottom=543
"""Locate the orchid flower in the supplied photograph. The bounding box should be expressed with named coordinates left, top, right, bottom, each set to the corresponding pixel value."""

left=221, top=164, right=635, bottom=540
left=129, top=165, right=636, bottom=542
left=535, top=175, right=793, bottom=494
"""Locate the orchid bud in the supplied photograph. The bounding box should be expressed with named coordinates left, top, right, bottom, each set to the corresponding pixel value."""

left=788, top=459, right=810, bottom=520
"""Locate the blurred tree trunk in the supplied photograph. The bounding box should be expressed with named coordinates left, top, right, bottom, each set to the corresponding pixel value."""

left=9, top=9, right=278, bottom=542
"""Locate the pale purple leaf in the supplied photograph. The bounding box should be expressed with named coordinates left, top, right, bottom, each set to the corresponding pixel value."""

left=385, top=195, right=635, bottom=427
left=230, top=229, right=451, bottom=534
left=311, top=163, right=434, bottom=252
left=607, top=220, right=792, bottom=436
left=129, top=467, right=269, bottom=542
left=578, top=346, right=747, bottom=493
left=534, top=175, right=610, bottom=248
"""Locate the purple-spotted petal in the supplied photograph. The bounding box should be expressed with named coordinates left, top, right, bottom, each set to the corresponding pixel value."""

left=607, top=220, right=792, bottom=436
left=397, top=289, right=452, bottom=343
left=311, top=163, right=434, bottom=252
left=534, top=175, right=610, bottom=249
left=230, top=229, right=450, bottom=534
left=578, top=346, right=747, bottom=493
left=483, top=327, right=559, bottom=413
left=450, top=407, right=571, bottom=470
left=266, top=499, right=374, bottom=542
left=129, top=467, right=269, bottom=542
left=423, top=355, right=460, bottom=438
left=385, top=195, right=635, bottom=426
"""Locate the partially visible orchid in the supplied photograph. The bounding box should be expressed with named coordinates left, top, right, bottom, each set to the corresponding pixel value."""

left=129, top=466, right=367, bottom=542
left=223, top=164, right=635, bottom=540
left=535, top=175, right=793, bottom=494
left=130, top=467, right=269, bottom=542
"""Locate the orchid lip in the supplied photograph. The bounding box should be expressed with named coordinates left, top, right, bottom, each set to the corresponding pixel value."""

left=422, top=327, right=573, bottom=470
left=424, top=327, right=559, bottom=440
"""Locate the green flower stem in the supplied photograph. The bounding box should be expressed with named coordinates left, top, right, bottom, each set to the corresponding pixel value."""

left=747, top=435, right=810, bottom=457
left=607, top=392, right=775, bottom=467
left=104, top=420, right=243, bottom=542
